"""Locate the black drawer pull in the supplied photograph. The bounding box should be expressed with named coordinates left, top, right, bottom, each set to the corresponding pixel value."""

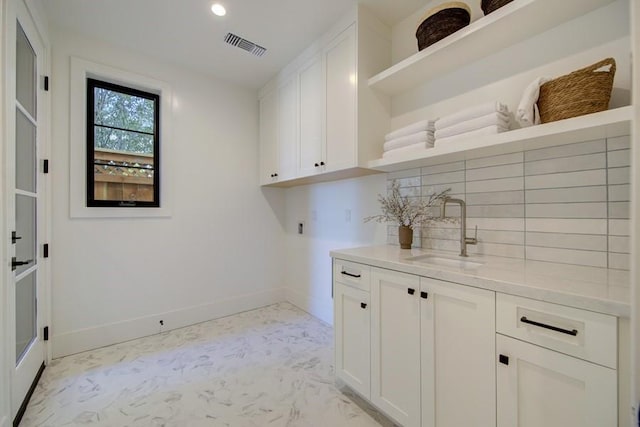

left=407, top=288, right=415, bottom=295
left=420, top=291, right=428, bottom=299
left=499, top=354, right=509, bottom=365
left=360, top=302, right=367, bottom=309
left=341, top=271, right=361, bottom=278
left=520, top=316, right=578, bottom=336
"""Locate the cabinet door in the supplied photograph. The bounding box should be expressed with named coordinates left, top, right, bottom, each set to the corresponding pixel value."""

left=497, top=334, right=617, bottom=427
left=371, top=267, right=421, bottom=427
left=324, top=24, right=356, bottom=172
left=334, top=282, right=370, bottom=398
left=258, top=89, right=278, bottom=185
left=421, top=278, right=496, bottom=427
left=298, top=54, right=324, bottom=177
left=277, top=75, right=297, bottom=181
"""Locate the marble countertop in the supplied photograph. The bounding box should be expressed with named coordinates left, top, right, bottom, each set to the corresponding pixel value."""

left=330, top=245, right=630, bottom=317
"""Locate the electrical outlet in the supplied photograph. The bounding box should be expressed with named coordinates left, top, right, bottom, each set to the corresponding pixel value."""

left=298, top=221, right=305, bottom=234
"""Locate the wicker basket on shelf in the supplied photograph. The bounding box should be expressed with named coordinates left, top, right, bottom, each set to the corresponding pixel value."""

left=537, top=57, right=616, bottom=124
left=415, top=2, right=471, bottom=51
left=481, top=0, right=514, bottom=15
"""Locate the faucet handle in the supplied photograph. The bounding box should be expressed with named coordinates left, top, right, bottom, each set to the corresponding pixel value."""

left=465, top=225, right=478, bottom=245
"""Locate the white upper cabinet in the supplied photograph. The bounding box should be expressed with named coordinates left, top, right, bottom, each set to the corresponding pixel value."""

left=258, top=88, right=278, bottom=185
left=276, top=75, right=297, bottom=182
left=297, top=54, right=324, bottom=177
left=324, top=24, right=357, bottom=173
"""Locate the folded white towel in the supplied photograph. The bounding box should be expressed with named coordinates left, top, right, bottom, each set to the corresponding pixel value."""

left=385, top=119, right=435, bottom=141
left=383, top=131, right=434, bottom=152
left=516, top=77, right=550, bottom=127
left=436, top=102, right=509, bottom=130
left=434, top=112, right=509, bottom=139
left=435, top=125, right=507, bottom=146
left=382, top=141, right=433, bottom=158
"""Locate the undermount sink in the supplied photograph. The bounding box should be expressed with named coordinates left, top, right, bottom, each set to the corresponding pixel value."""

left=406, top=254, right=484, bottom=269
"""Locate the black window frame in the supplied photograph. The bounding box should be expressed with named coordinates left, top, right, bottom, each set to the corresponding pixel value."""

left=86, top=78, right=160, bottom=208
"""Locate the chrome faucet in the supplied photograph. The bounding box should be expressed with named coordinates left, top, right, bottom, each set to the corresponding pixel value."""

left=440, top=196, right=478, bottom=257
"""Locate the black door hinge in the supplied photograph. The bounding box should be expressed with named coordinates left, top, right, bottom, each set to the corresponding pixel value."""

left=43, top=326, right=49, bottom=341
left=43, top=243, right=49, bottom=258
left=43, top=159, right=49, bottom=174
left=44, top=76, right=49, bottom=91
left=11, top=231, right=22, bottom=244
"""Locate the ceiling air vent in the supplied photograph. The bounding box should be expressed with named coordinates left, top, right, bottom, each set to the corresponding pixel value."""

left=224, top=33, right=266, bottom=57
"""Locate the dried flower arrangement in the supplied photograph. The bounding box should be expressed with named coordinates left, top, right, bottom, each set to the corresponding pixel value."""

left=364, top=180, right=451, bottom=229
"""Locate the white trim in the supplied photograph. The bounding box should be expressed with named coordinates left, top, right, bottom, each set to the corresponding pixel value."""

left=15, top=101, right=36, bottom=126
left=52, top=288, right=286, bottom=358
left=284, top=287, right=333, bottom=325
left=14, top=189, right=36, bottom=197
left=69, top=56, right=174, bottom=218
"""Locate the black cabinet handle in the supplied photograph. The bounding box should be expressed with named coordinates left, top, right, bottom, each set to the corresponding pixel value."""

left=11, top=257, right=33, bottom=271
left=314, top=163, right=319, bottom=167
left=520, top=316, right=578, bottom=336
left=274, top=173, right=278, bottom=177
left=360, top=302, right=367, bottom=309
left=407, top=288, right=415, bottom=295
left=499, top=354, right=509, bottom=365
left=420, top=291, right=428, bottom=299
left=320, top=161, right=325, bottom=166
left=11, top=231, right=22, bottom=244
left=340, top=271, right=361, bottom=278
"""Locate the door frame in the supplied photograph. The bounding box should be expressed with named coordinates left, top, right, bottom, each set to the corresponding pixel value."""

left=1, top=0, right=51, bottom=423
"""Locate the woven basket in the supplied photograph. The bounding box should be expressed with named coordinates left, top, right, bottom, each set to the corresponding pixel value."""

left=481, top=0, right=514, bottom=15
left=416, top=2, right=471, bottom=51
left=538, top=58, right=616, bottom=124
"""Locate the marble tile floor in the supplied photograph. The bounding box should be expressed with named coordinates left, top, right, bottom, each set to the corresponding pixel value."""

left=21, top=302, right=397, bottom=427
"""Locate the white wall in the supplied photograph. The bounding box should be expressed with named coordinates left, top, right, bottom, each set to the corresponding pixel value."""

left=49, top=29, right=286, bottom=357
left=284, top=174, right=387, bottom=324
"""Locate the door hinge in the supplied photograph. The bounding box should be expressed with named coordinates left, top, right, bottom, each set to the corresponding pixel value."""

left=43, top=243, right=49, bottom=258
left=44, top=75, right=49, bottom=91
left=43, top=159, right=49, bottom=174
left=43, top=326, right=49, bottom=341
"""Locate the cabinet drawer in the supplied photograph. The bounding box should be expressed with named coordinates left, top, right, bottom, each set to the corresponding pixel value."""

left=333, top=259, right=371, bottom=291
left=496, top=293, right=617, bottom=368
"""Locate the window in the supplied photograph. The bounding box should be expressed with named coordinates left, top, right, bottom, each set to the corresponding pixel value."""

left=86, top=78, right=160, bottom=207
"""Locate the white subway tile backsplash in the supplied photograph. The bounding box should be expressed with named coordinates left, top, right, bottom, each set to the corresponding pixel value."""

left=466, top=163, right=523, bottom=181
left=609, top=219, right=630, bottom=236
left=608, top=167, right=630, bottom=185
left=526, top=246, right=607, bottom=268
left=608, top=236, right=630, bottom=254
left=609, top=253, right=630, bottom=270
left=421, top=161, right=465, bottom=175
left=467, top=218, right=525, bottom=232
left=467, top=204, right=524, bottom=218
left=422, top=170, right=465, bottom=185
left=525, top=186, right=607, bottom=203
left=526, top=232, right=607, bottom=251
left=387, top=136, right=630, bottom=270
left=526, top=218, right=607, bottom=235
left=466, top=152, right=523, bottom=169
left=607, top=135, right=630, bottom=151
left=525, top=169, right=606, bottom=189
left=525, top=203, right=607, bottom=219
left=608, top=184, right=630, bottom=202
left=608, top=202, right=630, bottom=219
left=524, top=139, right=605, bottom=162
left=466, top=191, right=524, bottom=206
left=524, top=153, right=605, bottom=176
left=466, top=177, right=524, bottom=193
left=607, top=149, right=631, bottom=168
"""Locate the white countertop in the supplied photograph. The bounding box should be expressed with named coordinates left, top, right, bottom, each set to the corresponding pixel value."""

left=330, top=245, right=630, bottom=317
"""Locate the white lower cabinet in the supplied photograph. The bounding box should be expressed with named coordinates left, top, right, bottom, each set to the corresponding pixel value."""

left=334, top=281, right=371, bottom=398
left=421, top=277, right=496, bottom=427
left=369, top=268, right=495, bottom=427
left=496, top=334, right=617, bottom=427
left=371, top=267, right=421, bottom=427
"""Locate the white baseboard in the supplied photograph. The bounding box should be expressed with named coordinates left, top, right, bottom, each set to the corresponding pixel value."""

left=52, top=288, right=286, bottom=358
left=285, top=287, right=334, bottom=325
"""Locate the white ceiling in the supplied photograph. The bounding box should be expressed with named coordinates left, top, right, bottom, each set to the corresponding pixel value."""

left=40, top=0, right=426, bottom=89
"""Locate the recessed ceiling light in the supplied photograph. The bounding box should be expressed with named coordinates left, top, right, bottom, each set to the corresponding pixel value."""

left=211, top=3, right=226, bottom=16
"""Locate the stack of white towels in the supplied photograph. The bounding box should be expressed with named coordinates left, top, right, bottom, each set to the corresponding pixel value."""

left=434, top=102, right=510, bottom=145
left=382, top=119, right=435, bottom=158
